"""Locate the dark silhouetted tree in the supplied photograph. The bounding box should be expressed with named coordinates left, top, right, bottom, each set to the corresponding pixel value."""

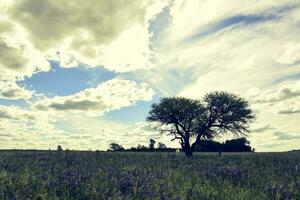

left=137, top=144, right=147, bottom=150
left=194, top=140, right=222, bottom=152
left=194, top=137, right=253, bottom=152
left=223, top=137, right=252, bottom=152
left=109, top=143, right=124, bottom=151
left=147, top=92, right=254, bottom=157
left=57, top=145, right=63, bottom=151
left=149, top=139, right=156, bottom=150
left=158, top=142, right=167, bottom=149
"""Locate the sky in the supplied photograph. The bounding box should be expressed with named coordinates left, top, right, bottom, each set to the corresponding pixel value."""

left=0, top=0, right=300, bottom=151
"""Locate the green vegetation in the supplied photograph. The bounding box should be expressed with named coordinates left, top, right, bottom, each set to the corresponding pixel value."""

left=147, top=92, right=254, bottom=156
left=108, top=137, right=254, bottom=153
left=0, top=151, right=299, bottom=200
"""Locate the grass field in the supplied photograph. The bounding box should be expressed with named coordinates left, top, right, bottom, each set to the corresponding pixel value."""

left=0, top=151, right=299, bottom=200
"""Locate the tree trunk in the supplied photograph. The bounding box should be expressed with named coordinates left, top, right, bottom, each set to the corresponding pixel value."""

left=183, top=146, right=193, bottom=157
left=185, top=149, right=193, bottom=157
left=181, top=138, right=194, bottom=157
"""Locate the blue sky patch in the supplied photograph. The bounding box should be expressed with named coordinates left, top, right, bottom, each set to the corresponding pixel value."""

left=185, top=3, right=300, bottom=43
left=148, top=5, right=171, bottom=48
left=187, top=14, right=279, bottom=42
left=104, top=94, right=160, bottom=123
left=0, top=99, right=29, bottom=107
left=19, top=61, right=117, bottom=97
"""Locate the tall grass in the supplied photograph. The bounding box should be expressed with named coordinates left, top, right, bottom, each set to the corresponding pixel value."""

left=0, top=151, right=299, bottom=199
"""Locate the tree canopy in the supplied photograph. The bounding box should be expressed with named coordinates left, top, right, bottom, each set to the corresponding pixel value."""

left=194, top=137, right=253, bottom=152
left=147, top=91, right=255, bottom=156
left=109, top=143, right=125, bottom=151
left=149, top=139, right=156, bottom=150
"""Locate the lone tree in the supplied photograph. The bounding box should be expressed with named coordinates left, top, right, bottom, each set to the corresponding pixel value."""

left=109, top=143, right=124, bottom=151
left=147, top=92, right=254, bottom=157
left=149, top=139, right=156, bottom=150
left=57, top=145, right=63, bottom=151
left=158, top=142, right=167, bottom=149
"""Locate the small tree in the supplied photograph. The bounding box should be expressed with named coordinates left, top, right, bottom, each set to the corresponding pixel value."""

left=109, top=143, right=124, bottom=151
left=158, top=142, right=167, bottom=149
left=57, top=145, right=63, bottom=151
left=147, top=92, right=254, bottom=157
left=223, top=137, right=252, bottom=152
left=149, top=139, right=156, bottom=150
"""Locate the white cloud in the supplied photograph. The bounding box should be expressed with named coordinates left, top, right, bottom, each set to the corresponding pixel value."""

left=0, top=17, right=50, bottom=80
left=100, top=24, right=153, bottom=72
left=34, top=78, right=155, bottom=116
left=243, top=80, right=300, bottom=151
left=173, top=20, right=300, bottom=97
left=245, top=81, right=300, bottom=118
left=248, top=81, right=300, bottom=103
left=167, top=0, right=299, bottom=43
left=0, top=105, right=58, bottom=140
left=278, top=107, right=300, bottom=114
left=0, top=105, right=35, bottom=120
left=41, top=118, right=174, bottom=150
left=250, top=124, right=273, bottom=133
left=3, top=0, right=167, bottom=72
left=0, top=113, right=172, bottom=150
left=149, top=1, right=300, bottom=99
left=249, top=128, right=300, bottom=152
left=0, top=0, right=166, bottom=102
left=0, top=16, right=50, bottom=100
left=276, top=42, right=300, bottom=65
left=0, top=81, right=33, bottom=99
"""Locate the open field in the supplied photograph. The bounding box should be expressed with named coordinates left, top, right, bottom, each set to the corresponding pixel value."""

left=0, top=151, right=299, bottom=200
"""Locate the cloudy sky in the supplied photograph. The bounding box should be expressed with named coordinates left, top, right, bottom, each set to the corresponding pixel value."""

left=0, top=0, right=300, bottom=151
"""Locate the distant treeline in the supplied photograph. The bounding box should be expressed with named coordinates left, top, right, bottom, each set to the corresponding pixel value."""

left=107, top=137, right=254, bottom=152
left=107, top=140, right=176, bottom=152
left=194, top=138, right=254, bottom=152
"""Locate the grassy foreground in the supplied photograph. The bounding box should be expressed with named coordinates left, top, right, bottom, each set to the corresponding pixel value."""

left=0, top=151, right=299, bottom=200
